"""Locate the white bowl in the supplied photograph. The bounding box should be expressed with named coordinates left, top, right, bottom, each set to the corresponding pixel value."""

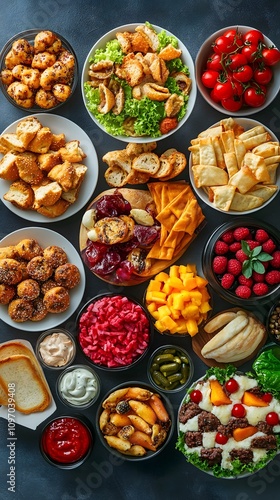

left=189, top=117, right=279, bottom=215
left=196, top=25, right=280, bottom=116
left=81, top=23, right=196, bottom=143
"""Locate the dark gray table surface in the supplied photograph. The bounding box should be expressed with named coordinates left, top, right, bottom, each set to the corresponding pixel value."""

left=1, top=1, right=280, bottom=499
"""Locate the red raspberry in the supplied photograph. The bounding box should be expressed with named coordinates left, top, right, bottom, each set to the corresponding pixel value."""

left=233, top=227, right=251, bottom=241
left=236, top=249, right=248, bottom=263
left=238, top=275, right=253, bottom=287
left=246, top=240, right=260, bottom=251
left=262, top=239, right=276, bottom=254
left=253, top=283, right=269, bottom=296
left=212, top=256, right=227, bottom=274
left=235, top=285, right=252, bottom=299
left=255, top=229, right=269, bottom=243
left=229, top=242, right=241, bottom=253
left=271, top=250, right=280, bottom=268
left=252, top=271, right=265, bottom=283
left=214, top=240, right=229, bottom=255
left=221, top=230, right=234, bottom=244
left=265, top=270, right=280, bottom=285
left=227, top=259, right=242, bottom=276
left=221, top=273, right=235, bottom=289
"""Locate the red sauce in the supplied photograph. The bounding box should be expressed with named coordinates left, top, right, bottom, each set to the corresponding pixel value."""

left=41, top=417, right=92, bottom=464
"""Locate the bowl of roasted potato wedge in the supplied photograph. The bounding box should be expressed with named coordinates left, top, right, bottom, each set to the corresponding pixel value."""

left=96, top=382, right=174, bottom=460
left=0, top=29, right=78, bottom=111
left=81, top=22, right=196, bottom=142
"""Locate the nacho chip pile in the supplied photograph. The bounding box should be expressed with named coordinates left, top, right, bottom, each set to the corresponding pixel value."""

left=147, top=181, right=205, bottom=261
left=190, top=117, right=279, bottom=212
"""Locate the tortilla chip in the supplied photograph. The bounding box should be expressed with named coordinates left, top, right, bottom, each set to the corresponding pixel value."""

left=229, top=165, right=258, bottom=194
left=210, top=185, right=236, bottom=211
left=192, top=164, right=228, bottom=187
left=229, top=192, right=263, bottom=211
left=248, top=184, right=278, bottom=201
left=224, top=152, right=239, bottom=177
left=252, top=142, right=279, bottom=158
left=198, top=125, right=223, bottom=138
left=212, top=136, right=226, bottom=168
left=241, top=133, right=272, bottom=150
left=234, top=138, right=247, bottom=168
left=199, top=137, right=217, bottom=166
left=221, top=130, right=235, bottom=153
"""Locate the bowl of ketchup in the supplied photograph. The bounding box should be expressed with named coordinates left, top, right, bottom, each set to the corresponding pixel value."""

left=40, top=415, right=93, bottom=468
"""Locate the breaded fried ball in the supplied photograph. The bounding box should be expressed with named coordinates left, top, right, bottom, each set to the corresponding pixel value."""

left=8, top=298, right=33, bottom=322
left=30, top=298, right=48, bottom=321
left=15, top=238, right=43, bottom=260
left=17, top=279, right=40, bottom=300
left=26, top=256, right=53, bottom=281
left=40, top=279, right=57, bottom=295
left=0, top=284, right=16, bottom=304
left=43, top=286, right=70, bottom=313
left=43, top=245, right=68, bottom=268
left=54, top=263, right=80, bottom=289
left=0, top=258, right=22, bottom=285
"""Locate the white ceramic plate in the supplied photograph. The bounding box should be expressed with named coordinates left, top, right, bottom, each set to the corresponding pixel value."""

left=81, top=23, right=197, bottom=143
left=0, top=114, right=99, bottom=222
left=0, top=227, right=85, bottom=331
left=189, top=117, right=279, bottom=215
left=195, top=25, right=280, bottom=116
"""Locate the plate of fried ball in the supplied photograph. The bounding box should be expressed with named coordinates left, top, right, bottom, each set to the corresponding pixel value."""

left=0, top=227, right=85, bottom=331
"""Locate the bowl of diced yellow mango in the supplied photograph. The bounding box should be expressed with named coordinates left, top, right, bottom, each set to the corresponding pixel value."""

left=144, top=264, right=212, bottom=336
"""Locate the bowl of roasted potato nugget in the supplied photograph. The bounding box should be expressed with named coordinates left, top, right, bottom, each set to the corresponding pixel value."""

left=144, top=264, right=212, bottom=337
left=189, top=117, right=280, bottom=214
left=0, top=29, right=78, bottom=111
left=81, top=22, right=196, bottom=142
left=97, top=382, right=174, bottom=460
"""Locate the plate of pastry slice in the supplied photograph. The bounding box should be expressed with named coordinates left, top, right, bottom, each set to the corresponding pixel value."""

left=0, top=113, right=98, bottom=222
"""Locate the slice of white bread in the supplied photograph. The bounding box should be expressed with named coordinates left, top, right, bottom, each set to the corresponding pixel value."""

left=0, top=341, right=51, bottom=413
left=0, top=354, right=51, bottom=414
left=132, top=152, right=160, bottom=175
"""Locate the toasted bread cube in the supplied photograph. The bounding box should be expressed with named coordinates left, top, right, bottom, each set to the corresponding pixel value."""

left=32, top=181, right=62, bottom=209
left=27, top=127, right=53, bottom=153
left=59, top=140, right=86, bottom=162
left=37, top=151, right=62, bottom=172
left=4, top=180, right=34, bottom=209
left=16, top=116, right=42, bottom=148
left=47, top=160, right=75, bottom=191
left=15, top=152, right=43, bottom=185
left=0, top=152, right=19, bottom=181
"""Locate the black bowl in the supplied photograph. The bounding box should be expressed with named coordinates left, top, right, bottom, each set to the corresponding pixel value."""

left=76, top=293, right=153, bottom=371
left=96, top=381, right=174, bottom=461
left=0, top=29, right=78, bottom=112
left=202, top=217, right=280, bottom=308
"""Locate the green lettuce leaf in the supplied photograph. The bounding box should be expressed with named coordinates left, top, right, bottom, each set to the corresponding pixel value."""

left=252, top=346, right=280, bottom=398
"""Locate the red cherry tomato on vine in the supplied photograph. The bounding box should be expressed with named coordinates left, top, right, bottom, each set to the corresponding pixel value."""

left=215, top=433, right=228, bottom=445
left=233, top=64, right=253, bottom=82
left=266, top=412, right=279, bottom=426
left=213, top=79, right=233, bottom=99
left=221, top=95, right=243, bottom=112
left=241, top=44, right=260, bottom=63
left=244, top=85, right=266, bottom=107
left=253, top=65, right=273, bottom=85
left=243, top=29, right=264, bottom=46
left=227, top=53, right=247, bottom=70
left=190, top=389, right=202, bottom=404
left=232, top=404, right=246, bottom=418
left=201, top=70, right=219, bottom=88
left=207, top=52, right=223, bottom=71
left=213, top=35, right=235, bottom=54
left=224, top=28, right=243, bottom=49
left=225, top=378, right=240, bottom=393
left=262, top=47, right=280, bottom=66
left=210, top=87, right=221, bottom=103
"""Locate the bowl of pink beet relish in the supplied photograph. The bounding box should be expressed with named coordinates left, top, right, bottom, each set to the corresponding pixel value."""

left=76, top=293, right=153, bottom=370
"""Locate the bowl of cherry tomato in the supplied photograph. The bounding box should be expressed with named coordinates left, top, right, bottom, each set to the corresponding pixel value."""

left=196, top=26, right=280, bottom=115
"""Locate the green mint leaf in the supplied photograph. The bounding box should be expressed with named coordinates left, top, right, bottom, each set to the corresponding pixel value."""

left=258, top=252, right=273, bottom=262
left=242, top=259, right=253, bottom=278
left=251, top=246, right=262, bottom=257
left=252, top=260, right=265, bottom=274
left=241, top=240, right=251, bottom=256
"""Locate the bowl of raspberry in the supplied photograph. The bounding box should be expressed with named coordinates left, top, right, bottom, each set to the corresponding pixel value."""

left=76, top=293, right=153, bottom=370
left=202, top=218, right=280, bottom=307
